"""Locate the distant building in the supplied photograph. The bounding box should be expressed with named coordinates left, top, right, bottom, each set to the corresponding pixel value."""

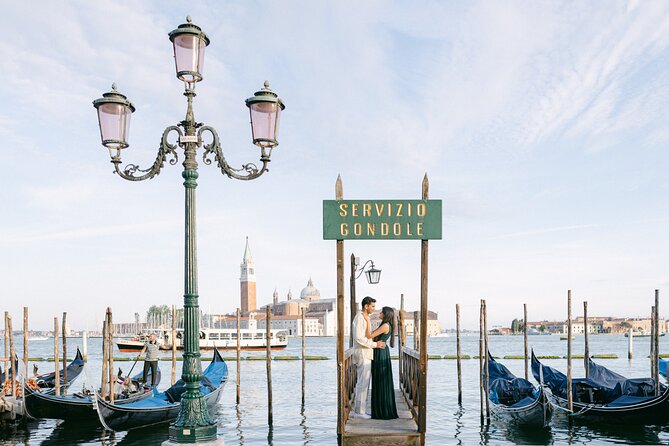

left=240, top=237, right=257, bottom=315
left=371, top=310, right=441, bottom=337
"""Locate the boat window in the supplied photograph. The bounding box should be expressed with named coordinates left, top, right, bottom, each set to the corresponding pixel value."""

left=221, top=333, right=230, bottom=340
left=231, top=333, right=237, bottom=339
left=254, top=333, right=264, bottom=339
left=242, top=333, right=252, bottom=340
left=209, top=333, right=220, bottom=340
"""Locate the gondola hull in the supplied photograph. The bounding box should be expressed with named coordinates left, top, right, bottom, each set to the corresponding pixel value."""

left=95, top=349, right=227, bottom=432
left=95, top=384, right=224, bottom=431
left=490, top=387, right=553, bottom=427
left=24, top=369, right=160, bottom=423
left=547, top=389, right=669, bottom=424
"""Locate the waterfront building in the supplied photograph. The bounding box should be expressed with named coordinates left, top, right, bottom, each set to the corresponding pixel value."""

left=240, top=237, right=257, bottom=315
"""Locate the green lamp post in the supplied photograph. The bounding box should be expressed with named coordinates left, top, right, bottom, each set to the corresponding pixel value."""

left=93, top=16, right=284, bottom=444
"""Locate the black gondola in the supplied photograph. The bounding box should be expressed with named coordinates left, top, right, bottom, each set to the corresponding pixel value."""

left=95, top=349, right=227, bottom=431
left=33, top=347, right=85, bottom=393
left=24, top=367, right=161, bottom=423
left=532, top=351, right=669, bottom=424
left=484, top=352, right=552, bottom=427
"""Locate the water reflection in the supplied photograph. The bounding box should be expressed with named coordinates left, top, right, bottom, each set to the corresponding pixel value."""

left=235, top=404, right=244, bottom=445
left=266, top=424, right=273, bottom=445
left=453, top=404, right=465, bottom=445
left=300, top=402, right=311, bottom=444
left=502, top=425, right=552, bottom=445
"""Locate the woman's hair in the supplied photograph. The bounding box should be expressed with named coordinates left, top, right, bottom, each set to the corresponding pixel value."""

left=381, top=306, right=395, bottom=348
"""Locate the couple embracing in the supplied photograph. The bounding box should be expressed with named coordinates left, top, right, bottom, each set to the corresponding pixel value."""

left=351, top=296, right=399, bottom=420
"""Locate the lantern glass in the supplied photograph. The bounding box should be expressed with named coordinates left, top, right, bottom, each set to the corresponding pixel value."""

left=249, top=101, right=281, bottom=148
left=172, top=33, right=207, bottom=83
left=365, top=267, right=381, bottom=285
left=96, top=102, right=132, bottom=150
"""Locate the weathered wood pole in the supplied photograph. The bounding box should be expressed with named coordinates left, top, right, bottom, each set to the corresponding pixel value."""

left=456, top=303, right=462, bottom=404
left=349, top=253, right=356, bottom=349
left=23, top=307, right=28, bottom=384
left=171, top=304, right=177, bottom=386
left=651, top=305, right=656, bottom=387
left=107, top=308, right=114, bottom=404
left=7, top=315, right=14, bottom=396
left=301, top=307, right=306, bottom=406
left=53, top=316, right=60, bottom=396
left=483, top=300, right=490, bottom=421
left=236, top=307, right=241, bottom=404
left=524, top=303, right=529, bottom=380
left=266, top=306, right=273, bottom=425
left=62, top=312, right=68, bottom=392
left=335, top=175, right=346, bottom=437
left=418, top=173, right=430, bottom=435
left=655, top=289, right=660, bottom=396
left=628, top=328, right=633, bottom=360
left=567, top=290, right=573, bottom=412
left=399, top=294, right=405, bottom=380
left=3, top=312, right=8, bottom=390
left=479, top=300, right=484, bottom=424
left=583, top=301, right=589, bottom=379
left=400, top=294, right=406, bottom=346
left=101, top=319, right=108, bottom=400
left=82, top=330, right=88, bottom=362
left=413, top=311, right=420, bottom=351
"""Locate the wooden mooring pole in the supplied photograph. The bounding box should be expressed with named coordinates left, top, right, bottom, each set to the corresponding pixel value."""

left=651, top=305, right=656, bottom=387
left=567, top=290, right=573, bottom=413
left=418, top=174, right=430, bottom=435
left=399, top=294, right=405, bottom=380
left=266, top=306, right=273, bottom=425
left=523, top=303, right=529, bottom=380
left=349, top=253, right=356, bottom=349
left=483, top=300, right=490, bottom=422
left=584, top=301, right=589, bottom=379
left=7, top=315, right=14, bottom=397
left=335, top=175, right=345, bottom=437
left=628, top=328, right=633, bottom=360
left=3, top=312, right=8, bottom=391
left=82, top=330, right=87, bottom=362
left=479, top=300, right=484, bottom=424
left=236, top=307, right=241, bottom=404
left=62, top=312, right=67, bottom=393
left=101, top=318, right=108, bottom=401
left=301, top=307, right=306, bottom=406
left=53, top=316, right=60, bottom=397
left=456, top=303, right=462, bottom=405
left=413, top=312, right=419, bottom=351
left=23, top=307, right=28, bottom=385
left=107, top=308, right=114, bottom=404
left=655, top=290, right=660, bottom=396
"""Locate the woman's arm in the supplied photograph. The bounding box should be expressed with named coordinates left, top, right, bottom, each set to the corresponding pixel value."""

left=370, top=323, right=389, bottom=339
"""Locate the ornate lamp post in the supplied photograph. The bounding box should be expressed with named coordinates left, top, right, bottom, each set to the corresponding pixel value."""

left=93, top=16, right=284, bottom=444
left=349, top=256, right=381, bottom=346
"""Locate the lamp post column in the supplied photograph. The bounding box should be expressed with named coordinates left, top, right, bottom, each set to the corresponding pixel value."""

left=170, top=91, right=218, bottom=442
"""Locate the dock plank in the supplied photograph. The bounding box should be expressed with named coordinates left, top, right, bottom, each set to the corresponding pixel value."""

left=344, top=389, right=420, bottom=446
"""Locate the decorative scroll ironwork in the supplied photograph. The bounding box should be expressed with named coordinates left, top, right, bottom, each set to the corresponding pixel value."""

left=111, top=126, right=181, bottom=181
left=199, top=126, right=270, bottom=181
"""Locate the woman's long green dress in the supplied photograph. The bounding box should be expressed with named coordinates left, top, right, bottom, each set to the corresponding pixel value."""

left=371, top=328, right=398, bottom=419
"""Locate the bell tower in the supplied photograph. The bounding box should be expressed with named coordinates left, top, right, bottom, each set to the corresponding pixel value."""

left=240, top=237, right=257, bottom=314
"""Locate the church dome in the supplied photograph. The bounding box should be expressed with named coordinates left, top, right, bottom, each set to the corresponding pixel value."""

left=300, top=278, right=321, bottom=301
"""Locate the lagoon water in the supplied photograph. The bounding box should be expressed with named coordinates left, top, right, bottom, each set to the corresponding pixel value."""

left=2, top=334, right=669, bottom=445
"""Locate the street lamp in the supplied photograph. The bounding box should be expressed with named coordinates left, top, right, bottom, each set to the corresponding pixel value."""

left=93, top=16, right=284, bottom=444
left=349, top=255, right=381, bottom=346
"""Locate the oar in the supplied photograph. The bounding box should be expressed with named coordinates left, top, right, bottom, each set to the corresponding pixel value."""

left=125, top=355, right=141, bottom=381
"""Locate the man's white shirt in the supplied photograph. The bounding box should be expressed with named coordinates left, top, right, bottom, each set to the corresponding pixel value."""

left=352, top=311, right=376, bottom=365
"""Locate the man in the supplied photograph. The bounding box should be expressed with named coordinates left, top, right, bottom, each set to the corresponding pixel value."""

left=139, top=333, right=160, bottom=387
left=351, top=296, right=385, bottom=419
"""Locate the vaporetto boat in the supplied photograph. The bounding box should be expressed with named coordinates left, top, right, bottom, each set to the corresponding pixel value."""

left=116, top=312, right=288, bottom=352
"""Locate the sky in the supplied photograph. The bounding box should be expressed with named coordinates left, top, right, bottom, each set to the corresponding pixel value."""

left=1, top=1, right=669, bottom=331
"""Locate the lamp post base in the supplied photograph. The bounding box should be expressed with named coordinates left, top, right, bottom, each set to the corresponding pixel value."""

left=164, top=425, right=221, bottom=445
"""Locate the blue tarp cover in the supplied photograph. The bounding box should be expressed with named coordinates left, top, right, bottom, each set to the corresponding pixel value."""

left=485, top=352, right=536, bottom=406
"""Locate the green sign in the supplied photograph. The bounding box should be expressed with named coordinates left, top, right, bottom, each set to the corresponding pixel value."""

left=322, top=200, right=442, bottom=240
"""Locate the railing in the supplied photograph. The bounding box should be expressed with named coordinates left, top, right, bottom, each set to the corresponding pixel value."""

left=343, top=348, right=357, bottom=425
left=400, top=346, right=421, bottom=421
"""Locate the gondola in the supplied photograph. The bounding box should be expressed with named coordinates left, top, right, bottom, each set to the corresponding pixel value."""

left=33, top=347, right=85, bottom=393
left=0, top=355, right=19, bottom=383
left=484, top=352, right=552, bottom=427
left=532, top=351, right=669, bottom=424
left=95, top=349, right=227, bottom=431
left=660, top=358, right=667, bottom=379
left=24, top=367, right=161, bottom=423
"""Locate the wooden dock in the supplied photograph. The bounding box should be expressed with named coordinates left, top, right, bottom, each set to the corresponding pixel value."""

left=343, top=390, right=420, bottom=446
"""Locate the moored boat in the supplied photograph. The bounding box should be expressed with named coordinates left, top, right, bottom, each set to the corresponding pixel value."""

left=24, top=367, right=161, bottom=423
left=95, top=348, right=227, bottom=431
left=532, top=351, right=669, bottom=424
left=34, top=347, right=85, bottom=394
left=485, top=352, right=552, bottom=427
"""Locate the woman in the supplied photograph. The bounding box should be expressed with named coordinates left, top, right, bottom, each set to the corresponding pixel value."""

left=365, top=306, right=398, bottom=420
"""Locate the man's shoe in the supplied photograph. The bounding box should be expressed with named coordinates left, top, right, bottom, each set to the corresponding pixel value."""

left=351, top=412, right=371, bottom=419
